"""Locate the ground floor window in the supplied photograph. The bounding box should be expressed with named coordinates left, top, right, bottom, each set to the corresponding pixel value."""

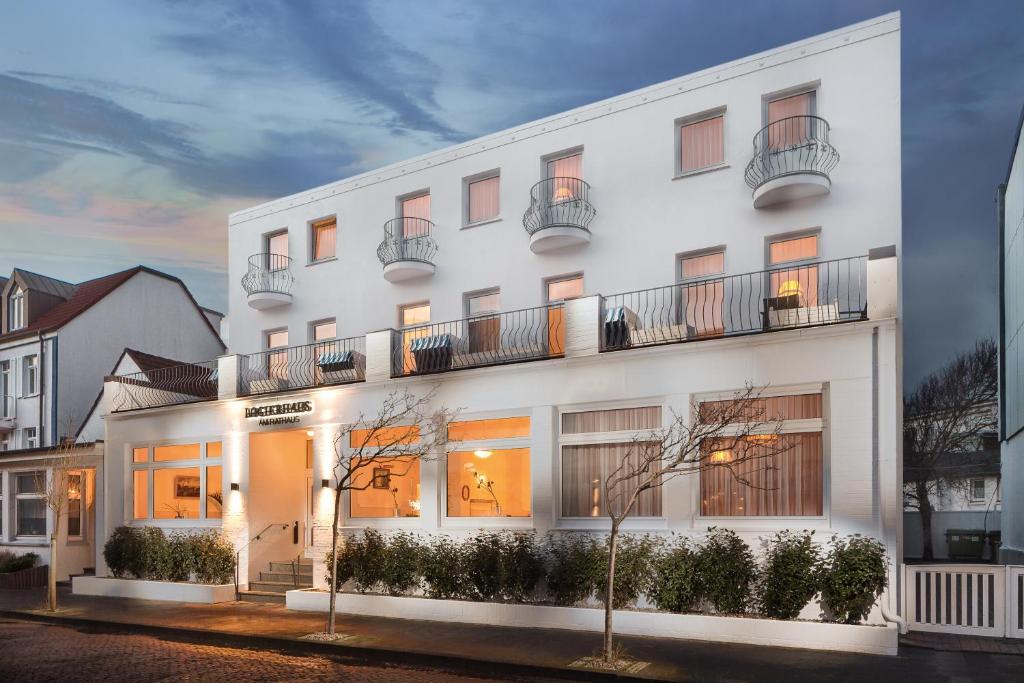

left=67, top=471, right=82, bottom=539
left=446, top=448, right=531, bottom=517
left=129, top=441, right=222, bottom=521
left=350, top=457, right=421, bottom=518
left=15, top=471, right=45, bottom=537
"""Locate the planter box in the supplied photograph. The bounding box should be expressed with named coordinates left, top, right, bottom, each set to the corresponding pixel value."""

left=286, top=590, right=897, bottom=656
left=72, top=576, right=235, bottom=604
left=0, top=565, right=48, bottom=589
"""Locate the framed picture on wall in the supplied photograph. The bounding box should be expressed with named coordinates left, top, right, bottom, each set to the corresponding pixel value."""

left=372, top=467, right=391, bottom=490
left=174, top=475, right=201, bottom=499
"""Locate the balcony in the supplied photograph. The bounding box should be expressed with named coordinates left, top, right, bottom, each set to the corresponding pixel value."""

left=600, top=255, right=866, bottom=351
left=522, top=177, right=596, bottom=253
left=242, top=253, right=294, bottom=310
left=391, top=303, right=565, bottom=377
left=377, top=218, right=438, bottom=282
left=238, top=337, right=366, bottom=397
left=744, top=115, right=839, bottom=209
left=1, top=395, right=15, bottom=431
left=110, top=361, right=219, bottom=413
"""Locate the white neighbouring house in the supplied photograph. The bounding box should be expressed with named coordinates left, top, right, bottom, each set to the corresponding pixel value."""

left=92, top=14, right=904, bottom=643
left=0, top=266, right=225, bottom=580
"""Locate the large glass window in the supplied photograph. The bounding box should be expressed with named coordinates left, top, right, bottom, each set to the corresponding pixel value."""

left=130, top=442, right=222, bottom=522
left=399, top=302, right=430, bottom=374
left=400, top=193, right=431, bottom=237
left=679, top=115, right=724, bottom=173
left=699, top=393, right=824, bottom=517
left=348, top=429, right=421, bottom=519
left=546, top=152, right=583, bottom=202
left=447, top=449, right=530, bottom=518
left=467, top=174, right=500, bottom=225
left=768, top=235, right=819, bottom=308
left=311, top=216, right=337, bottom=262
left=16, top=471, right=45, bottom=537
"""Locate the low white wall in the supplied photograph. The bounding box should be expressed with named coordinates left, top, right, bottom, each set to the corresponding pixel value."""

left=286, top=590, right=897, bottom=656
left=72, top=576, right=235, bottom=603
left=904, top=511, right=1001, bottom=560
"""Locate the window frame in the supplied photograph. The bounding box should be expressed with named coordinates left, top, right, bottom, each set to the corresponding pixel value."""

left=762, top=85, right=819, bottom=126
left=264, top=229, right=289, bottom=265
left=693, top=384, right=830, bottom=528
left=398, top=301, right=430, bottom=329
left=308, top=215, right=338, bottom=264
left=677, top=247, right=726, bottom=282
left=674, top=106, right=728, bottom=179
left=969, top=478, right=986, bottom=502
left=9, top=285, right=25, bottom=331
left=310, top=319, right=337, bottom=343
left=127, top=439, right=224, bottom=526
left=463, top=288, right=500, bottom=318
left=23, top=427, right=38, bottom=449
left=462, top=170, right=501, bottom=228
left=544, top=273, right=584, bottom=303
left=66, top=469, right=86, bottom=542
left=765, top=229, right=821, bottom=268
left=14, top=469, right=46, bottom=539
left=23, top=354, right=39, bottom=397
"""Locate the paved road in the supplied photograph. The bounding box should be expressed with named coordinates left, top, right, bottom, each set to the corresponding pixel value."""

left=0, top=619, right=539, bottom=682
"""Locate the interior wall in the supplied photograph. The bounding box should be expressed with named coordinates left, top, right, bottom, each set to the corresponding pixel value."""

left=248, top=429, right=309, bottom=578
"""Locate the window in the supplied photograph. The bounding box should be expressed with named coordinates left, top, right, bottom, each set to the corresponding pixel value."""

left=970, top=478, right=986, bottom=502
left=266, top=329, right=289, bottom=382
left=312, top=320, right=337, bottom=342
left=768, top=234, right=820, bottom=308
left=466, top=174, right=500, bottom=225
left=399, top=302, right=430, bottom=374
left=545, top=152, right=583, bottom=203
left=677, top=250, right=725, bottom=338
left=0, top=476, right=4, bottom=537
left=311, top=217, right=337, bottom=262
left=348, top=429, right=421, bottom=518
left=699, top=393, right=824, bottom=517
left=1, top=360, right=11, bottom=416
left=15, top=471, right=45, bottom=537
left=679, top=114, right=725, bottom=174
left=465, top=289, right=500, bottom=354
left=560, top=407, right=663, bottom=518
left=129, top=442, right=222, bottom=522
left=400, top=193, right=431, bottom=237
left=446, top=416, right=531, bottom=518
left=546, top=275, right=584, bottom=303
left=766, top=91, right=816, bottom=149
left=24, top=427, right=38, bottom=449
left=265, top=230, right=289, bottom=271
left=67, top=471, right=83, bottom=539
left=23, top=354, right=39, bottom=396
left=9, top=286, right=25, bottom=331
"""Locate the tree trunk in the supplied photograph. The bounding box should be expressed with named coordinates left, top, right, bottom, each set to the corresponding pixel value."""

left=603, top=522, right=619, bottom=663
left=327, top=487, right=343, bottom=635
left=917, top=481, right=935, bottom=561
left=48, top=534, right=58, bottom=611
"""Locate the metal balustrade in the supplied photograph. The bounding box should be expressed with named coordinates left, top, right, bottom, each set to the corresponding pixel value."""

left=238, top=337, right=366, bottom=397
left=744, top=115, right=839, bottom=191
left=600, top=256, right=867, bottom=352
left=242, top=253, right=295, bottom=297
left=391, top=303, right=565, bottom=377
left=522, top=177, right=596, bottom=236
left=111, top=361, right=219, bottom=413
left=377, top=218, right=439, bottom=267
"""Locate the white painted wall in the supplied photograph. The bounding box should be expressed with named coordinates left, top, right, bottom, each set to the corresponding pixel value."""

left=226, top=14, right=901, bottom=357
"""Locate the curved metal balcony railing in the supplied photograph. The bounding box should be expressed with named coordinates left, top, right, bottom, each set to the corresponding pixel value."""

left=241, top=253, right=295, bottom=297
left=522, top=177, right=596, bottom=236
left=743, top=115, right=839, bottom=190
left=238, top=337, right=366, bottom=396
left=110, top=361, right=219, bottom=413
left=376, top=218, right=439, bottom=267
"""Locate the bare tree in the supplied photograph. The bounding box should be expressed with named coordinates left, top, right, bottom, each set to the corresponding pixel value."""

left=904, top=339, right=997, bottom=560
left=35, top=423, right=85, bottom=611
left=324, top=387, right=457, bottom=634
left=598, top=384, right=790, bottom=664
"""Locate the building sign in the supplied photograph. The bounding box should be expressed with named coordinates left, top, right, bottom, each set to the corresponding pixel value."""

left=245, top=400, right=314, bottom=426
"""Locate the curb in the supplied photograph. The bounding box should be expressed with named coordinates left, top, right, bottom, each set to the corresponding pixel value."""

left=0, top=609, right=665, bottom=682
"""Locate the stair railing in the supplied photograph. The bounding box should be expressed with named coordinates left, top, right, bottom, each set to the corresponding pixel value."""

left=234, top=522, right=290, bottom=601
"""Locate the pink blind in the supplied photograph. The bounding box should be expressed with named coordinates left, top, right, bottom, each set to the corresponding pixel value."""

left=267, top=232, right=288, bottom=258
left=699, top=393, right=822, bottom=423
left=401, top=194, right=431, bottom=237
left=680, top=116, right=724, bottom=172
left=468, top=176, right=500, bottom=224
left=561, top=406, right=662, bottom=434
left=546, top=276, right=583, bottom=302
left=561, top=443, right=662, bottom=517
left=547, top=154, right=582, bottom=202
left=312, top=217, right=336, bottom=261
left=770, top=265, right=819, bottom=307
left=681, top=251, right=724, bottom=278
left=683, top=280, right=725, bottom=337
left=700, top=433, right=823, bottom=517
left=769, top=235, right=818, bottom=264
left=767, top=93, right=813, bottom=149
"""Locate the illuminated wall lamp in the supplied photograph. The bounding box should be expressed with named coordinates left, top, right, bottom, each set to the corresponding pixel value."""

left=321, top=479, right=330, bottom=489
left=230, top=482, right=240, bottom=491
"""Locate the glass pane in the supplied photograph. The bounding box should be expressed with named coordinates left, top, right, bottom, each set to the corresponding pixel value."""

left=561, top=407, right=661, bottom=435
left=546, top=153, right=582, bottom=180
left=561, top=443, right=662, bottom=517
left=312, top=218, right=336, bottom=261
left=68, top=497, right=82, bottom=537
left=133, top=447, right=148, bottom=463
left=401, top=194, right=431, bottom=221
left=267, top=330, right=289, bottom=349
left=206, top=465, right=223, bottom=519
left=133, top=470, right=148, bottom=520
left=314, top=321, right=337, bottom=341
left=467, top=292, right=500, bottom=316
left=767, top=93, right=814, bottom=148
left=17, top=498, right=46, bottom=536
left=207, top=441, right=222, bottom=458
left=448, top=417, right=531, bottom=441
left=16, top=472, right=43, bottom=494
left=267, top=232, right=289, bottom=258
left=769, top=235, right=818, bottom=264
left=698, top=393, right=822, bottom=423
left=468, top=176, right=500, bottom=223
left=350, top=425, right=419, bottom=448
left=546, top=276, right=583, bottom=302
left=351, top=457, right=421, bottom=518
left=769, top=265, right=819, bottom=307
left=153, top=467, right=201, bottom=519
left=681, top=251, right=725, bottom=278
left=447, top=448, right=530, bottom=517
left=154, top=443, right=200, bottom=462
left=401, top=304, right=430, bottom=327
left=681, top=116, right=724, bottom=172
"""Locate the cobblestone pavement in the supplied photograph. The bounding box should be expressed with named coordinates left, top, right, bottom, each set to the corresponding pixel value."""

left=0, top=619, right=538, bottom=682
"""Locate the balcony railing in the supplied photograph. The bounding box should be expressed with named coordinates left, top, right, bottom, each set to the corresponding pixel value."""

left=744, top=115, right=839, bottom=192
left=238, top=337, right=366, bottom=397
left=522, top=177, right=596, bottom=251
left=391, top=303, right=565, bottom=377
left=377, top=218, right=438, bottom=266
left=111, top=361, right=219, bottom=413
left=600, top=256, right=867, bottom=352
left=242, top=253, right=295, bottom=309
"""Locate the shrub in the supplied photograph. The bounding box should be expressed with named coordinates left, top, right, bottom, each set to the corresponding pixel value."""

left=696, top=528, right=755, bottom=614
left=189, top=531, right=236, bottom=584
left=756, top=531, right=821, bottom=620
left=102, top=526, right=234, bottom=584
left=421, top=536, right=466, bottom=599
left=380, top=532, right=422, bottom=596
left=325, top=536, right=356, bottom=590
left=350, top=529, right=389, bottom=593
left=500, top=532, right=545, bottom=603
left=650, top=538, right=701, bottom=613
left=598, top=534, right=659, bottom=609
left=104, top=526, right=170, bottom=579
left=166, top=534, right=195, bottom=582
left=546, top=534, right=603, bottom=606
left=819, top=535, right=887, bottom=624
left=0, top=551, right=38, bottom=573
left=464, top=532, right=505, bottom=601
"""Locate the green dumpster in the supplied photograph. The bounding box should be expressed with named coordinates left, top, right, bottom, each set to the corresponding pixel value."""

left=946, top=528, right=985, bottom=560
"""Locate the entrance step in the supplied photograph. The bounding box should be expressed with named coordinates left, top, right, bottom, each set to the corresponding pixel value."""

left=268, top=561, right=313, bottom=575
left=249, top=580, right=309, bottom=594
left=238, top=590, right=286, bottom=604
left=260, top=570, right=314, bottom=584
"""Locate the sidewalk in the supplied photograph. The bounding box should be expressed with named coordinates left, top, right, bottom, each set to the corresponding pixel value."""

left=1, top=587, right=1021, bottom=682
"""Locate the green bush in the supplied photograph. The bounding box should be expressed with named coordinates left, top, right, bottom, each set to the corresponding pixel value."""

left=380, top=532, right=423, bottom=596
left=696, top=528, right=755, bottom=614
left=598, top=534, right=659, bottom=609
left=464, top=532, right=505, bottom=601
left=500, top=532, right=545, bottom=603
left=546, top=534, right=603, bottom=606
left=104, top=526, right=168, bottom=579
left=102, top=526, right=234, bottom=584
left=650, top=538, right=701, bottom=613
left=166, top=534, right=195, bottom=582
left=0, top=550, right=38, bottom=573
left=189, top=531, right=236, bottom=584
left=756, top=531, right=821, bottom=620
left=819, top=535, right=887, bottom=624
left=420, top=536, right=466, bottom=599
left=350, top=529, right=389, bottom=593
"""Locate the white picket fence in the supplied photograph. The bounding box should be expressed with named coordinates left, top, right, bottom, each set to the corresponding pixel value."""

left=904, top=564, right=1024, bottom=638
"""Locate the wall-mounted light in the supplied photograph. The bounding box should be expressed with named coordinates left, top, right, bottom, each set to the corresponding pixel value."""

left=306, top=430, right=315, bottom=437
left=230, top=482, right=240, bottom=491
left=321, top=479, right=330, bottom=489
left=473, top=449, right=492, bottom=459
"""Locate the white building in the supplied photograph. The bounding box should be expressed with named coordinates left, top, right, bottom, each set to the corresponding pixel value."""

left=999, top=105, right=1024, bottom=564
left=95, top=13, right=904, bottom=625
left=0, top=265, right=225, bottom=580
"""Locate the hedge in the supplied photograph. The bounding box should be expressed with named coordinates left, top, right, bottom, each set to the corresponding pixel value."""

left=103, top=527, right=234, bottom=584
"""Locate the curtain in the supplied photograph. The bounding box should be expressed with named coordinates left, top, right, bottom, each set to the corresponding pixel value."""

left=698, top=393, right=822, bottom=423
left=769, top=235, right=818, bottom=264
left=562, top=406, right=662, bottom=434
left=468, top=176, right=500, bottom=223
left=312, top=218, right=336, bottom=260
left=700, top=433, right=823, bottom=517
left=546, top=154, right=583, bottom=201
left=681, top=116, right=724, bottom=172
left=767, top=93, right=813, bottom=149
left=401, top=194, right=431, bottom=237
left=681, top=251, right=724, bottom=278
left=561, top=443, right=662, bottom=517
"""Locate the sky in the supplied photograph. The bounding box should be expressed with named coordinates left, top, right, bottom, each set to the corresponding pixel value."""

left=0, top=1, right=1022, bottom=388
